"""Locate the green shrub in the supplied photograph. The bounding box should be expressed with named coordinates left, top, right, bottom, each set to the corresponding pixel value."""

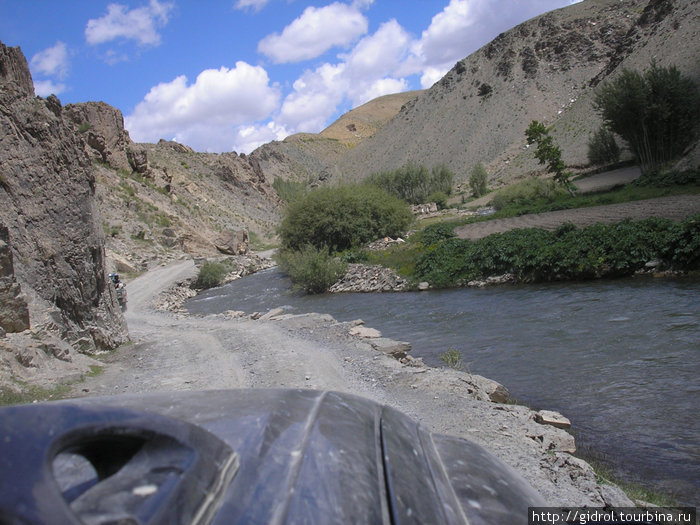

left=413, top=222, right=457, bottom=246
left=195, top=261, right=228, bottom=289
left=428, top=191, right=448, bottom=209
left=414, top=216, right=699, bottom=287
left=367, top=162, right=454, bottom=204
left=595, top=64, right=700, bottom=173
left=633, top=167, right=700, bottom=187
left=440, top=348, right=463, bottom=370
left=491, top=178, right=566, bottom=210
left=276, top=245, right=348, bottom=294
left=273, top=177, right=308, bottom=203
left=469, top=163, right=488, bottom=197
left=279, top=183, right=413, bottom=252
left=587, top=126, right=621, bottom=166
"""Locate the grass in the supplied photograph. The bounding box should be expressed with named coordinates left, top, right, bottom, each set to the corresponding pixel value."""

left=0, top=365, right=102, bottom=407
left=365, top=243, right=424, bottom=278
left=581, top=453, right=678, bottom=507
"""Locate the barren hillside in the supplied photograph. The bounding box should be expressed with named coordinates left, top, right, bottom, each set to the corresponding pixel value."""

left=252, top=0, right=699, bottom=187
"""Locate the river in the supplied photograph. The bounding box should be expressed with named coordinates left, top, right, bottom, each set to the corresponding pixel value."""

left=186, top=271, right=700, bottom=506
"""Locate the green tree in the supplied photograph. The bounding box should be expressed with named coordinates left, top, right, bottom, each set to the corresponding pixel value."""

left=587, top=126, right=621, bottom=166
left=276, top=245, right=347, bottom=294
left=279, top=183, right=413, bottom=253
left=526, top=121, right=575, bottom=195
left=469, top=163, right=488, bottom=197
left=594, top=64, right=700, bottom=173
left=367, top=162, right=454, bottom=204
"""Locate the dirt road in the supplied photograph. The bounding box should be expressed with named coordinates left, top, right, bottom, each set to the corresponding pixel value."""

left=455, top=194, right=700, bottom=240
left=71, top=259, right=633, bottom=507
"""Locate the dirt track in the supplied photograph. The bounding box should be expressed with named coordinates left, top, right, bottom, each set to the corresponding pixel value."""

left=456, top=194, right=700, bottom=240
left=69, top=259, right=633, bottom=507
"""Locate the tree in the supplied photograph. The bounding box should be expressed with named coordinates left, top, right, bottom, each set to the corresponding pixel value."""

left=587, top=126, right=620, bottom=166
left=525, top=121, right=575, bottom=195
left=469, top=163, right=488, bottom=197
left=594, top=64, right=700, bottom=173
left=278, top=183, right=413, bottom=253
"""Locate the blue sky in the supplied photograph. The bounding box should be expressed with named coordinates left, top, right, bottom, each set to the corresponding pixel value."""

left=1, top=0, right=579, bottom=153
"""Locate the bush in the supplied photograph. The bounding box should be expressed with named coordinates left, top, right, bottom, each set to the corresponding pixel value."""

left=491, top=178, right=567, bottom=210
left=195, top=261, right=228, bottom=289
left=595, top=64, right=700, bottom=173
left=273, top=177, right=308, bottom=203
left=414, top=216, right=699, bottom=287
left=469, top=163, right=488, bottom=197
left=633, top=167, right=700, bottom=187
left=587, top=126, right=621, bottom=166
left=440, top=348, right=463, bottom=370
left=279, top=183, right=413, bottom=253
left=276, top=245, right=348, bottom=294
left=428, top=191, right=448, bottom=209
left=367, top=162, right=454, bottom=204
left=413, top=222, right=457, bottom=246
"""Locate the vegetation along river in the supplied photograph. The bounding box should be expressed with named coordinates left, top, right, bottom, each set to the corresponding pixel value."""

left=186, top=270, right=700, bottom=506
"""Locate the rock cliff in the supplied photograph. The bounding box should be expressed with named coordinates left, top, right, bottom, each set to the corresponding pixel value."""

left=0, top=41, right=128, bottom=389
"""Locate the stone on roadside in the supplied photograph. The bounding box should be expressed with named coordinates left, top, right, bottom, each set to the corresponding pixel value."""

left=259, top=307, right=284, bottom=320
left=349, top=325, right=381, bottom=338
left=370, top=338, right=411, bottom=359
left=535, top=410, right=572, bottom=429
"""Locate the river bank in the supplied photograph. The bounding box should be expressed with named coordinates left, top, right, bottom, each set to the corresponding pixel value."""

left=66, top=258, right=641, bottom=507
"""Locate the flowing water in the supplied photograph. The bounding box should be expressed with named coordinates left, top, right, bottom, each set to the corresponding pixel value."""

left=186, top=271, right=700, bottom=506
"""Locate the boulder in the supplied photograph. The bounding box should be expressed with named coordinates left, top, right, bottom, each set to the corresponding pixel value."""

left=215, top=230, right=249, bottom=255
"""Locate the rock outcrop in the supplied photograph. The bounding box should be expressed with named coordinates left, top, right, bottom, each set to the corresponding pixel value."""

left=0, top=227, right=29, bottom=333
left=0, top=42, right=128, bottom=379
left=64, top=102, right=133, bottom=172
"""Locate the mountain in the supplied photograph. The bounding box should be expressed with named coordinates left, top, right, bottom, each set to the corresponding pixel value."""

left=250, top=91, right=422, bottom=184
left=58, top=102, right=282, bottom=274
left=252, top=0, right=699, bottom=187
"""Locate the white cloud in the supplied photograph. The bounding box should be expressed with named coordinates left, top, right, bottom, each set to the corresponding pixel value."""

left=125, top=62, right=281, bottom=152
left=234, top=0, right=270, bottom=11
left=33, top=79, right=67, bottom=97
left=258, top=2, right=368, bottom=63
left=235, top=121, right=290, bottom=153
left=85, top=0, right=174, bottom=46
left=30, top=41, right=69, bottom=78
left=279, top=63, right=347, bottom=131
left=354, top=77, right=408, bottom=105
left=419, top=67, right=448, bottom=89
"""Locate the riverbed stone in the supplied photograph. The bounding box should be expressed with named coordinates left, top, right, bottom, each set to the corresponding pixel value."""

left=349, top=325, right=381, bottom=338
left=535, top=410, right=572, bottom=429
left=259, top=307, right=284, bottom=320
left=370, top=338, right=412, bottom=359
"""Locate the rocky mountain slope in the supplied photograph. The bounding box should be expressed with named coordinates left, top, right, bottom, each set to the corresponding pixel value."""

left=59, top=102, right=282, bottom=274
left=0, top=42, right=128, bottom=388
left=250, top=91, right=422, bottom=184
left=251, top=0, right=699, bottom=187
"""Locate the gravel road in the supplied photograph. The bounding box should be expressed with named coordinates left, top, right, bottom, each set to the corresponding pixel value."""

left=71, top=259, right=633, bottom=507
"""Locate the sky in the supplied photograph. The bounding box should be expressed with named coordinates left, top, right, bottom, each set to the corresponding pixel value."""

left=1, top=0, right=581, bottom=154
